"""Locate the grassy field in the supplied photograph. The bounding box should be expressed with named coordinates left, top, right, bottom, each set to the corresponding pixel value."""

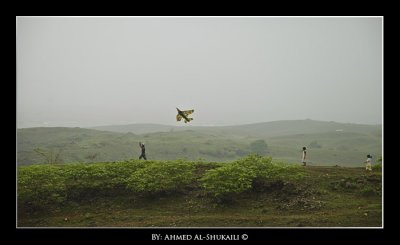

left=17, top=120, right=382, bottom=166
left=17, top=158, right=382, bottom=227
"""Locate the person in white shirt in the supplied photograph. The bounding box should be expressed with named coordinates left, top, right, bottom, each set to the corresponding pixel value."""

left=365, top=154, right=372, bottom=171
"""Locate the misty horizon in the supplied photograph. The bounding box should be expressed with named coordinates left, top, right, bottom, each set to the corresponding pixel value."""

left=17, top=17, right=383, bottom=129
left=17, top=118, right=382, bottom=129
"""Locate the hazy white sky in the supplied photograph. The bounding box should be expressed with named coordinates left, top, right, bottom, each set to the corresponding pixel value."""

left=17, top=17, right=382, bottom=128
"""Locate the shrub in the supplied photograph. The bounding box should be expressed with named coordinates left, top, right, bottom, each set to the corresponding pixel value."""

left=200, top=163, right=256, bottom=198
left=62, top=160, right=148, bottom=198
left=126, top=160, right=196, bottom=194
left=18, top=165, right=67, bottom=210
left=18, top=160, right=148, bottom=210
left=235, top=155, right=304, bottom=182
left=63, top=160, right=147, bottom=187
left=200, top=155, right=304, bottom=198
left=18, top=157, right=306, bottom=209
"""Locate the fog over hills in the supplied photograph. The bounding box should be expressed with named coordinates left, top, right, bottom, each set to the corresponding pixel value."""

left=90, top=119, right=381, bottom=137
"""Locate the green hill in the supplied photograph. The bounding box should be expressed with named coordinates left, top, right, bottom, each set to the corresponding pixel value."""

left=92, top=119, right=381, bottom=138
left=91, top=123, right=176, bottom=135
left=17, top=120, right=382, bottom=166
left=17, top=156, right=382, bottom=227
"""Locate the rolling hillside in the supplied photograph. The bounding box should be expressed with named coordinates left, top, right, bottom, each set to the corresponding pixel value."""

left=17, top=120, right=382, bottom=166
left=92, top=120, right=382, bottom=138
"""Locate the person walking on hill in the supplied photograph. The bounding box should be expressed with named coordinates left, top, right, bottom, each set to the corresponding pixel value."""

left=302, top=146, right=307, bottom=166
left=365, top=154, right=372, bottom=171
left=139, top=142, right=147, bottom=160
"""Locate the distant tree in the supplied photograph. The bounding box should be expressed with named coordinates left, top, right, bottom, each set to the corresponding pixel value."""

left=308, top=141, right=322, bottom=149
left=33, top=147, right=63, bottom=164
left=249, top=140, right=268, bottom=155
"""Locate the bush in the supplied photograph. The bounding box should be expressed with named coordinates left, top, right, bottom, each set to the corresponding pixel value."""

left=64, top=160, right=147, bottom=187
left=200, top=155, right=304, bottom=198
left=62, top=160, right=147, bottom=198
left=235, top=155, right=304, bottom=182
left=126, top=160, right=196, bottom=194
left=18, top=160, right=148, bottom=210
left=18, top=165, right=67, bottom=211
left=18, top=157, right=305, bottom=210
left=200, top=163, right=256, bottom=198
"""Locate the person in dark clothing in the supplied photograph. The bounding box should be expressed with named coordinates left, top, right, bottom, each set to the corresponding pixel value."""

left=301, top=146, right=307, bottom=166
left=139, top=142, right=147, bottom=160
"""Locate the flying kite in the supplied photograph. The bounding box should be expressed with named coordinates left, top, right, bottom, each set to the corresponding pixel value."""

left=176, top=108, right=194, bottom=123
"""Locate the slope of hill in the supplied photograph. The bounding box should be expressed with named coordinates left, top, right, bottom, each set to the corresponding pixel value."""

left=17, top=120, right=382, bottom=166
left=92, top=119, right=382, bottom=138
left=91, top=123, right=175, bottom=135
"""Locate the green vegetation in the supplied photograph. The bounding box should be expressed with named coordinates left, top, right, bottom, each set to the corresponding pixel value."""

left=18, top=160, right=145, bottom=211
left=17, top=120, right=382, bottom=166
left=17, top=156, right=382, bottom=227
left=126, top=160, right=196, bottom=193
left=16, top=121, right=383, bottom=226
left=200, top=155, right=304, bottom=198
